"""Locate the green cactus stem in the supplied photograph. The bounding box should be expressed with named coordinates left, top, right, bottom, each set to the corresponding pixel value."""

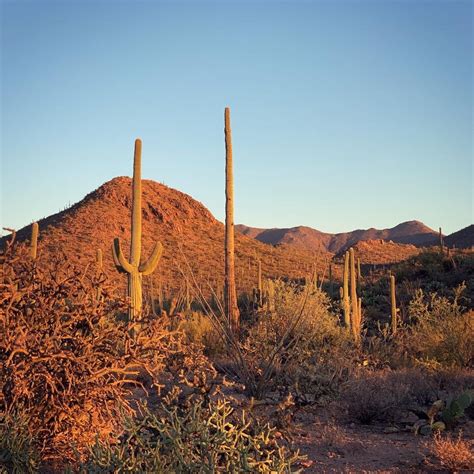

left=350, top=248, right=360, bottom=342
left=329, top=263, right=333, bottom=294
left=112, top=139, right=163, bottom=322
left=439, top=227, right=444, bottom=254
left=390, top=274, right=397, bottom=335
left=343, top=251, right=351, bottom=329
left=357, top=257, right=361, bottom=281
left=224, top=107, right=240, bottom=332
left=30, top=222, right=39, bottom=260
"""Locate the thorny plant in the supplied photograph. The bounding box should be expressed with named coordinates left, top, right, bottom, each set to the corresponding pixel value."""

left=0, top=237, right=215, bottom=464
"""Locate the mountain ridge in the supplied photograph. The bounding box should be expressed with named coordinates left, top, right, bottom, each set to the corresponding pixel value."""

left=236, top=220, right=440, bottom=254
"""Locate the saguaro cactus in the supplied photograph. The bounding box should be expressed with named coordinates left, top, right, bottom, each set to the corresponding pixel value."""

left=439, top=227, right=444, bottom=254
left=343, top=251, right=351, bottom=329
left=96, top=248, right=103, bottom=273
left=350, top=248, right=361, bottom=342
left=112, top=139, right=163, bottom=321
left=390, top=274, right=397, bottom=335
left=224, top=107, right=240, bottom=332
left=30, top=222, right=39, bottom=260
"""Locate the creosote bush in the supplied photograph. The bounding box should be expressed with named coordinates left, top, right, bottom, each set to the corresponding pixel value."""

left=340, top=368, right=474, bottom=425
left=240, top=281, right=356, bottom=401
left=400, top=286, right=473, bottom=368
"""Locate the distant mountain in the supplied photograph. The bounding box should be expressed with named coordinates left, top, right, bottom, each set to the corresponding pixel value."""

left=444, top=225, right=474, bottom=249
left=236, top=220, right=439, bottom=254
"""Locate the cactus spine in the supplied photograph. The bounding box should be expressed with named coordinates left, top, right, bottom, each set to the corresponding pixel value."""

left=350, top=248, right=361, bottom=342
left=343, top=251, right=351, bottom=329
left=224, top=107, right=240, bottom=332
left=390, top=274, right=397, bottom=335
left=30, top=222, right=39, bottom=260
left=112, top=139, right=163, bottom=322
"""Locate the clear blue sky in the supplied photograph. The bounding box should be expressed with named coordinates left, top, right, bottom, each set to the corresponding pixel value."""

left=1, top=0, right=472, bottom=234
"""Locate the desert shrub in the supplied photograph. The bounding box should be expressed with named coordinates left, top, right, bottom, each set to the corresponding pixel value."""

left=178, top=311, right=224, bottom=355
left=339, top=369, right=413, bottom=424
left=340, top=368, right=474, bottom=425
left=0, top=244, right=214, bottom=464
left=239, top=281, right=356, bottom=400
left=399, top=287, right=473, bottom=368
left=0, top=411, right=40, bottom=473
left=425, top=431, right=474, bottom=471
left=80, top=399, right=302, bottom=473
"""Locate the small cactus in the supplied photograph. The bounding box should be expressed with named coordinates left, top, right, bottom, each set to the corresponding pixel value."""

left=96, top=248, right=103, bottom=274
left=30, top=222, right=39, bottom=260
left=390, top=274, right=397, bottom=334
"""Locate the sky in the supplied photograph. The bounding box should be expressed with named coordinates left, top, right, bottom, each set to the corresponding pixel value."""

left=1, top=0, right=472, bottom=234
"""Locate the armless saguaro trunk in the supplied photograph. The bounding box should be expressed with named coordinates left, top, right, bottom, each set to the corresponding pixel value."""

left=224, top=107, right=240, bottom=333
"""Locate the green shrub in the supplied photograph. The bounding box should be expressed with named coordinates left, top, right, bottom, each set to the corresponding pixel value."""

left=80, top=399, right=302, bottom=473
left=400, top=287, right=473, bottom=368
left=0, top=411, right=40, bottom=473
left=242, top=280, right=356, bottom=401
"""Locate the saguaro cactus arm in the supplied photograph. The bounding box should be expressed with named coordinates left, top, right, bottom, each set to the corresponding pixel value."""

left=112, top=238, right=134, bottom=274
left=139, top=241, right=163, bottom=275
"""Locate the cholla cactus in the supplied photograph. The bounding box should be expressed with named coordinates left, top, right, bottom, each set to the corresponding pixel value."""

left=30, top=222, right=39, bottom=260
left=112, top=139, right=163, bottom=322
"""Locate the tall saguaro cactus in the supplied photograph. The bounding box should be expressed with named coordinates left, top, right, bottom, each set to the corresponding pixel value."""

left=343, top=251, right=351, bottom=329
left=350, top=248, right=361, bottom=342
left=439, top=227, right=444, bottom=254
left=390, top=274, right=397, bottom=335
left=224, top=107, right=240, bottom=332
left=112, top=139, right=163, bottom=321
left=30, top=222, right=39, bottom=260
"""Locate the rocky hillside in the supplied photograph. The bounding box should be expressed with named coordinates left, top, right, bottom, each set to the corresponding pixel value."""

left=2, top=178, right=330, bottom=296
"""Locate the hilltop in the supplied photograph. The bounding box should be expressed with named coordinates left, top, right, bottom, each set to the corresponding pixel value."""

left=2, top=177, right=329, bottom=295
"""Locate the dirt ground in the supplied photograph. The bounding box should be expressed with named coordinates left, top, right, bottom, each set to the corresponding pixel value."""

left=288, top=408, right=474, bottom=473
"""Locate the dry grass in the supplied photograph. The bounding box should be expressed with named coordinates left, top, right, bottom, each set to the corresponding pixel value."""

left=426, top=431, right=474, bottom=471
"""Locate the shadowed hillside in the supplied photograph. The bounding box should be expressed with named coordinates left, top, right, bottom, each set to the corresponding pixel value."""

left=445, top=224, right=474, bottom=249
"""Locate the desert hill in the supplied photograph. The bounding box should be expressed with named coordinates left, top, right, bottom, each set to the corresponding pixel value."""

left=349, top=239, right=421, bottom=265
left=236, top=220, right=438, bottom=254
left=2, top=178, right=330, bottom=296
left=444, top=224, right=474, bottom=249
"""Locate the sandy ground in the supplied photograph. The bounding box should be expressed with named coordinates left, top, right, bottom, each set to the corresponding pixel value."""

left=288, top=408, right=474, bottom=473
